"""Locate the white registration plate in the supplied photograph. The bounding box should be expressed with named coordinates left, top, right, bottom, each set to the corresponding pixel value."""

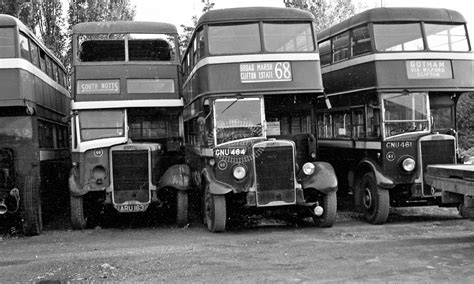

left=114, top=204, right=149, bottom=213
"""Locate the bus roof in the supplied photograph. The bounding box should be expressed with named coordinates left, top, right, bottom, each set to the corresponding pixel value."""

left=318, top=7, right=467, bottom=41
left=0, top=14, right=66, bottom=71
left=197, top=6, right=315, bottom=27
left=72, top=21, right=178, bottom=35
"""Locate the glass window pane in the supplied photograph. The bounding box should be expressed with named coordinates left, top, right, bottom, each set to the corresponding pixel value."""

left=214, top=98, right=263, bottom=144
left=30, top=41, right=40, bottom=67
left=78, top=34, right=126, bottom=62
left=333, top=32, right=349, bottom=62
left=209, top=23, right=261, bottom=55
left=19, top=33, right=30, bottom=61
left=79, top=110, right=125, bottom=141
left=319, top=40, right=331, bottom=66
left=263, top=22, right=314, bottom=52
left=374, top=24, right=424, bottom=52
left=352, top=25, right=372, bottom=56
left=383, top=92, right=429, bottom=137
left=45, top=56, right=52, bottom=77
left=128, top=33, right=177, bottom=61
left=0, top=28, right=15, bottom=58
left=425, top=24, right=469, bottom=51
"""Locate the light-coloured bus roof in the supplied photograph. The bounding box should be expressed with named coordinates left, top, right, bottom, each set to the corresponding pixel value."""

left=318, top=7, right=467, bottom=42
left=197, top=6, right=314, bottom=27
left=72, top=21, right=178, bottom=35
left=0, top=14, right=66, bottom=70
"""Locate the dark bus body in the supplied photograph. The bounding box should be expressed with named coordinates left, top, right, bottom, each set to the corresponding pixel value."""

left=69, top=21, right=190, bottom=229
left=182, top=7, right=338, bottom=232
left=0, top=14, right=70, bottom=235
left=316, top=7, right=474, bottom=224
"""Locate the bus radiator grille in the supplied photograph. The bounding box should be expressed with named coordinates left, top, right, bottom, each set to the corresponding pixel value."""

left=420, top=139, right=455, bottom=195
left=254, top=145, right=296, bottom=206
left=112, top=150, right=149, bottom=196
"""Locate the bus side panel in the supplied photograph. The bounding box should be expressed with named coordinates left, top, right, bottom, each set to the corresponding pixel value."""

left=322, top=61, right=377, bottom=94
left=0, top=70, right=21, bottom=104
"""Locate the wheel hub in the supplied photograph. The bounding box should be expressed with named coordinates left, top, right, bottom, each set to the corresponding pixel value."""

left=363, top=187, right=373, bottom=209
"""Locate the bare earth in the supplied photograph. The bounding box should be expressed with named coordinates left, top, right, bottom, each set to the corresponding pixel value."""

left=1, top=206, right=473, bottom=282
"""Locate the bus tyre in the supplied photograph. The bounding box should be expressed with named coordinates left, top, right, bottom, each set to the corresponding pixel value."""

left=176, top=190, right=188, bottom=227
left=204, top=184, right=226, bottom=232
left=359, top=173, right=389, bottom=224
left=22, top=176, right=43, bottom=236
left=313, top=191, right=337, bottom=228
left=70, top=194, right=86, bottom=230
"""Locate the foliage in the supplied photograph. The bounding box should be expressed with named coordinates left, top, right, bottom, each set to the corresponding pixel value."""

left=284, top=0, right=357, bottom=32
left=179, top=0, right=214, bottom=55
left=456, top=92, right=474, bottom=151
left=0, top=0, right=66, bottom=63
left=0, top=0, right=135, bottom=73
left=65, top=0, right=136, bottom=71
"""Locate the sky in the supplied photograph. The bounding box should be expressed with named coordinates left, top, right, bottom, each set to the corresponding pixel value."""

left=130, top=0, right=474, bottom=32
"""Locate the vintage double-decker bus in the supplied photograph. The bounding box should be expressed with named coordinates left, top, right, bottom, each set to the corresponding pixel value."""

left=0, top=14, right=70, bottom=235
left=182, top=7, right=338, bottom=232
left=316, top=7, right=474, bottom=224
left=69, top=21, right=190, bottom=229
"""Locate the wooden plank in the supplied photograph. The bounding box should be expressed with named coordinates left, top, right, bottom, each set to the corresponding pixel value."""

left=426, top=164, right=474, bottom=181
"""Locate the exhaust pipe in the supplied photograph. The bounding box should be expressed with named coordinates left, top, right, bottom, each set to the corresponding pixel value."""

left=0, top=199, right=7, bottom=214
left=0, top=188, right=20, bottom=214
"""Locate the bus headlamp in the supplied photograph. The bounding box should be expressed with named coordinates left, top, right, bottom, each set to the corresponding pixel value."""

left=232, top=165, right=247, bottom=180
left=402, top=158, right=416, bottom=172
left=302, top=162, right=315, bottom=175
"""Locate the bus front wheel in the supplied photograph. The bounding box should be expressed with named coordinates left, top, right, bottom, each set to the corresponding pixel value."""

left=313, top=191, right=337, bottom=228
left=70, top=194, right=86, bottom=230
left=204, top=184, right=226, bottom=232
left=176, top=190, right=188, bottom=227
left=358, top=172, right=389, bottom=224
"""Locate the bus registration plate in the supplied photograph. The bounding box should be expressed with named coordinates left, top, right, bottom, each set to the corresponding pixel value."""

left=114, top=204, right=149, bottom=213
left=240, top=61, right=292, bottom=83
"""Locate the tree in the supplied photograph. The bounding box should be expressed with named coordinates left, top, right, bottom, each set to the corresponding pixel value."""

left=179, top=0, right=214, bottom=55
left=0, top=0, right=66, bottom=63
left=65, top=0, right=136, bottom=71
left=457, top=93, right=474, bottom=152
left=284, top=0, right=357, bottom=32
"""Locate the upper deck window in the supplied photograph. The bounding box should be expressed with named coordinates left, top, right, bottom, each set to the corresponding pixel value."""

left=19, top=33, right=30, bottom=61
left=352, top=25, right=372, bottom=56
left=78, top=33, right=176, bottom=62
left=263, top=22, right=315, bottom=52
left=333, top=31, right=349, bottom=62
left=0, top=28, right=14, bottom=58
left=374, top=23, right=424, bottom=52
left=208, top=23, right=261, bottom=55
left=319, top=40, right=331, bottom=66
left=425, top=24, right=469, bottom=51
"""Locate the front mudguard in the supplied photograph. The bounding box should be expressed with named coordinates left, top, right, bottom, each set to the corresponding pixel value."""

left=298, top=162, right=338, bottom=194
left=202, top=166, right=233, bottom=195
left=158, top=164, right=192, bottom=191
left=69, top=166, right=88, bottom=197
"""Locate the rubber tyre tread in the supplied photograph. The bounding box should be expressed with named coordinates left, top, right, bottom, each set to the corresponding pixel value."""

left=313, top=191, right=337, bottom=228
left=360, top=172, right=389, bottom=225
left=176, top=190, right=188, bottom=227
left=70, top=194, right=86, bottom=230
left=205, top=184, right=226, bottom=232
left=22, top=175, right=42, bottom=236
